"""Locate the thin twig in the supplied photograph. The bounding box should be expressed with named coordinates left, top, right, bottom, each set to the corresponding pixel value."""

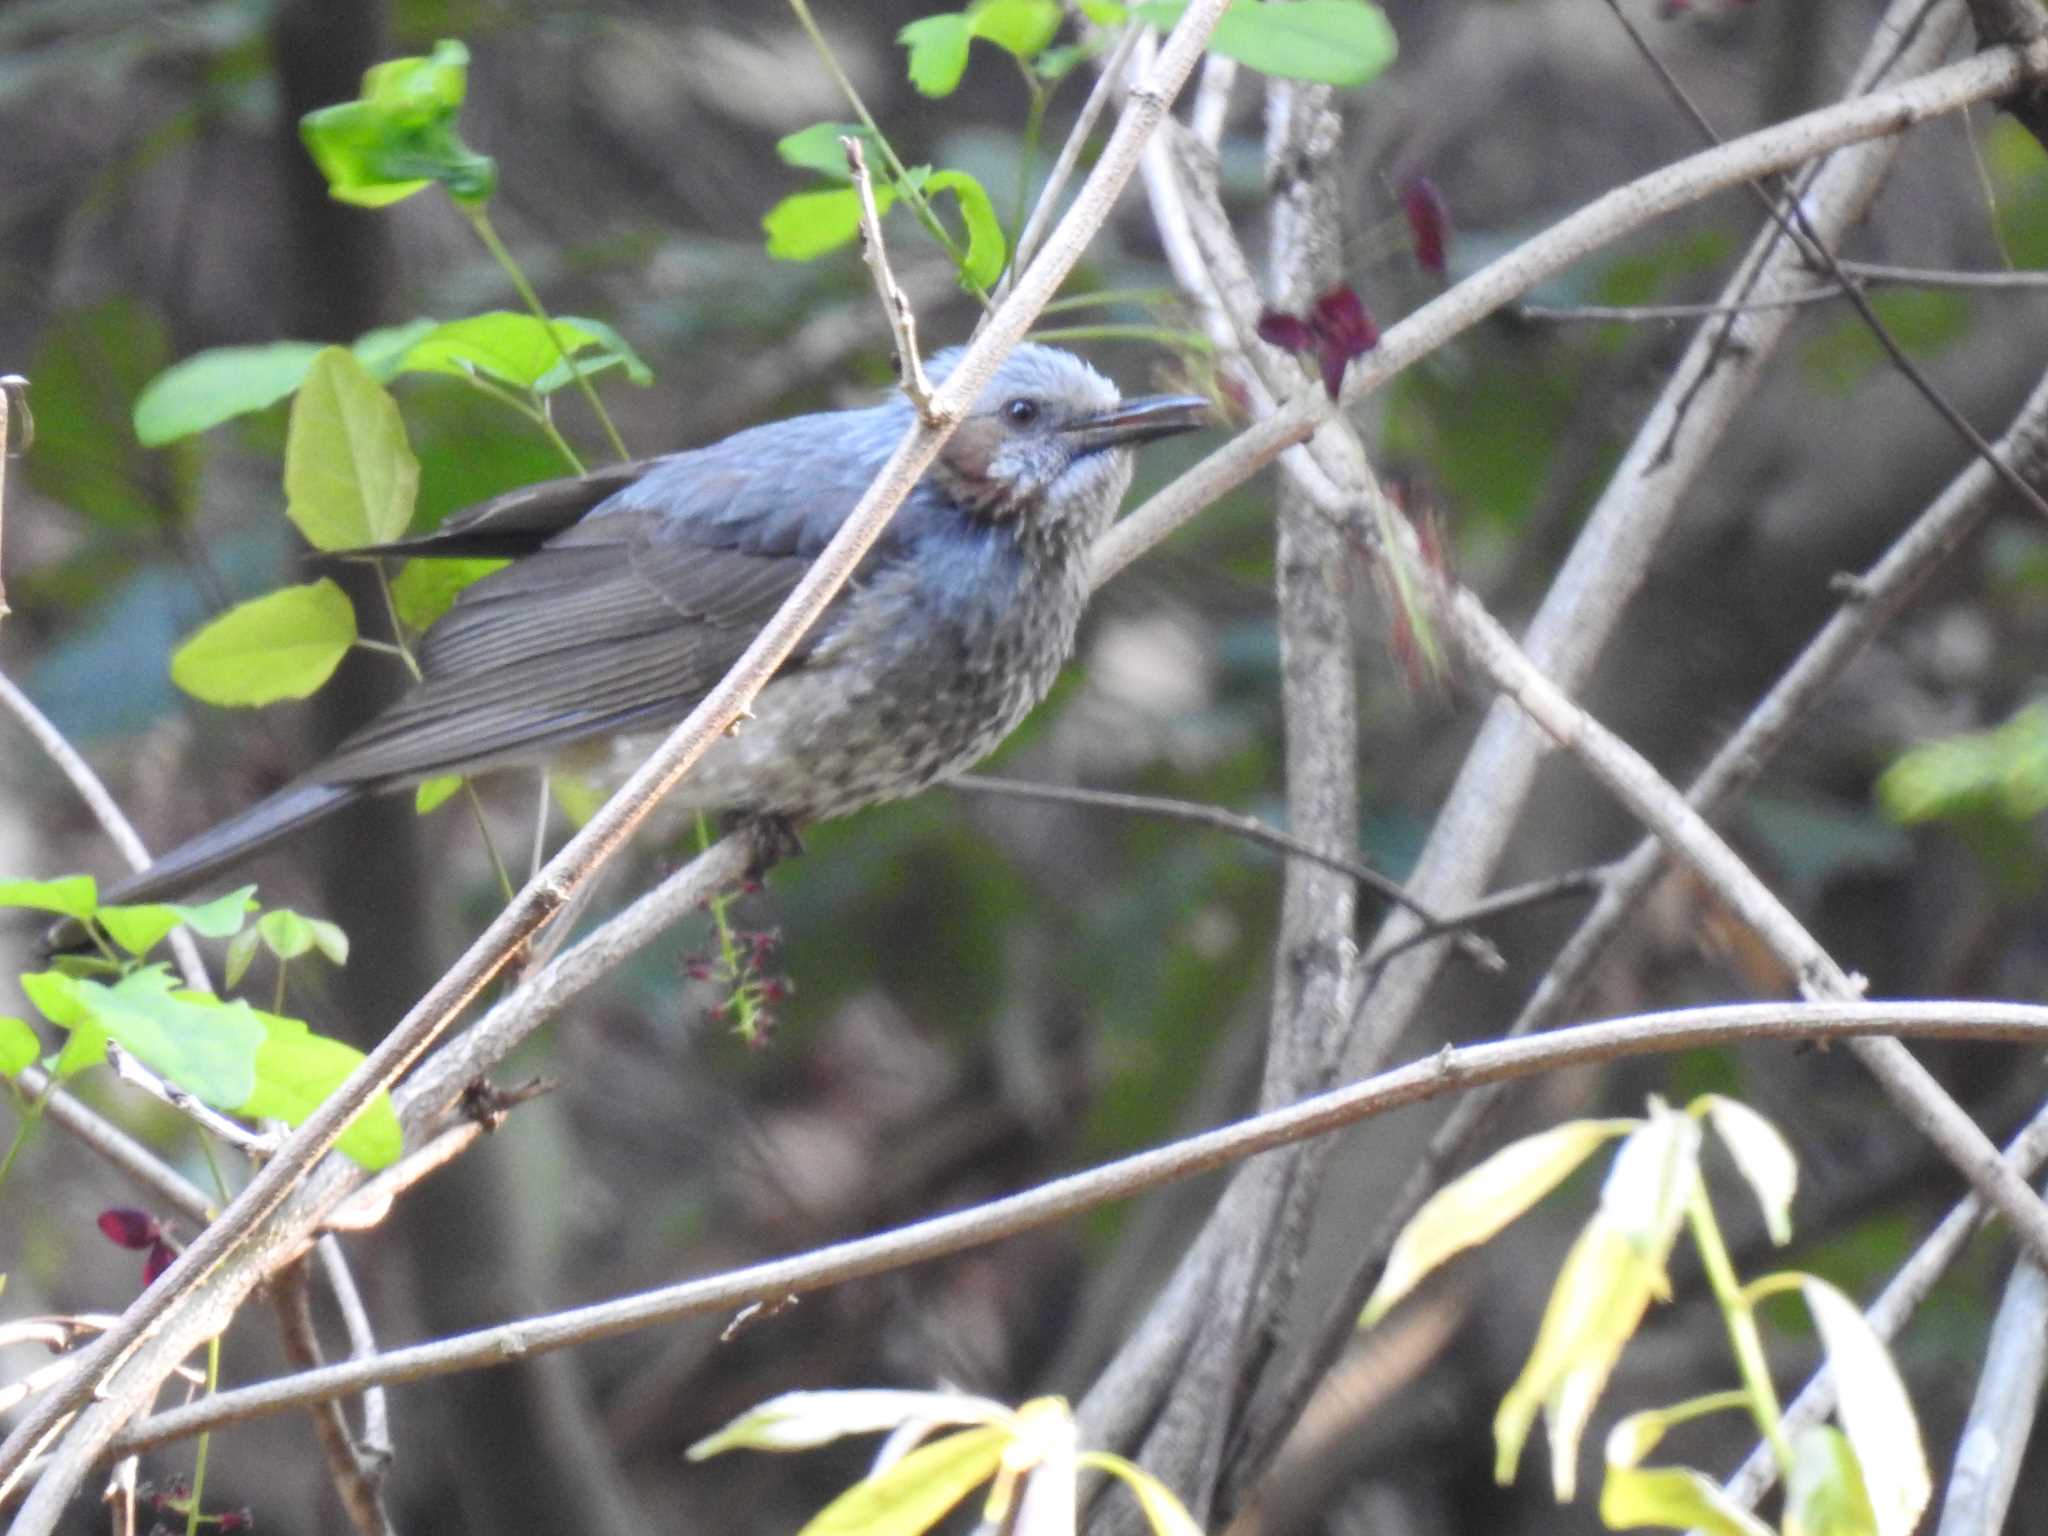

left=844, top=136, right=934, bottom=414
left=272, top=1263, right=394, bottom=1536
left=88, top=999, right=2048, bottom=1461
left=948, top=771, right=1503, bottom=969
left=0, top=374, right=22, bottom=621
left=1004, top=20, right=1142, bottom=290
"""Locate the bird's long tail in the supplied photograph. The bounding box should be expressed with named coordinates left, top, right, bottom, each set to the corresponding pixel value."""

left=102, top=780, right=362, bottom=907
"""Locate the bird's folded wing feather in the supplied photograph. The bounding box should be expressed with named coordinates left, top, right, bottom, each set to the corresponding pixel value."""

left=316, top=494, right=842, bottom=786
left=351, top=459, right=660, bottom=559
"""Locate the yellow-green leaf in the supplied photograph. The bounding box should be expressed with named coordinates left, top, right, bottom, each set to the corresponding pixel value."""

left=899, top=14, right=974, bottom=96
left=1598, top=1100, right=1699, bottom=1288
left=0, top=1016, right=40, bottom=1077
left=923, top=169, right=1006, bottom=289
left=688, top=1389, right=1012, bottom=1459
left=1078, top=1453, right=1203, bottom=1536
left=243, top=1008, right=401, bottom=1170
left=170, top=580, right=357, bottom=706
left=765, top=185, right=895, bottom=262
left=285, top=347, right=420, bottom=550
left=1785, top=1424, right=1880, bottom=1536
left=1364, top=1118, right=1637, bottom=1324
left=414, top=775, right=464, bottom=815
left=796, top=1424, right=1007, bottom=1536
left=0, top=876, right=99, bottom=922
left=1599, top=1463, right=1775, bottom=1536
left=1801, top=1279, right=1929, bottom=1536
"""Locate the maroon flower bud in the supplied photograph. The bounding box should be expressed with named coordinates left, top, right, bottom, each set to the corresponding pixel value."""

left=1399, top=175, right=1450, bottom=276
left=143, top=1240, right=178, bottom=1287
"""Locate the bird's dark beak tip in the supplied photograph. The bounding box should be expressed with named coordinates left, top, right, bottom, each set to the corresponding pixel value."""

left=1071, top=393, right=1215, bottom=452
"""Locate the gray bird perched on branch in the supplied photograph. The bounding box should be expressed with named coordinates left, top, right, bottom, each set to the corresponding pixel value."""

left=104, top=344, right=1211, bottom=904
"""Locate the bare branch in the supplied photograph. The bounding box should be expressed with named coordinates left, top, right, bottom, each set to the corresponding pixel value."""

left=87, top=999, right=2048, bottom=1464
left=843, top=136, right=933, bottom=413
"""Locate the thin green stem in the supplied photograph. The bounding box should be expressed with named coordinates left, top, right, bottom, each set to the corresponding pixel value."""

left=0, top=1112, right=34, bottom=1191
left=196, top=1135, right=230, bottom=1207
left=784, top=0, right=993, bottom=307
left=272, top=957, right=288, bottom=1017
left=460, top=204, right=631, bottom=462
left=370, top=568, right=424, bottom=679
left=183, top=1334, right=221, bottom=1536
left=465, top=784, right=517, bottom=904
left=1010, top=60, right=1049, bottom=270
left=1029, top=323, right=1214, bottom=351
left=454, top=372, right=586, bottom=475
left=1688, top=1181, right=1792, bottom=1473
left=1039, top=287, right=1182, bottom=314
left=696, top=812, right=762, bottom=1042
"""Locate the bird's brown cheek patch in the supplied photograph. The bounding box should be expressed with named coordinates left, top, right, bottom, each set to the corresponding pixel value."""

left=936, top=417, right=1013, bottom=518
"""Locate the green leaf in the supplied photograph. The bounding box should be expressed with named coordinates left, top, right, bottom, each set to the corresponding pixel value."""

left=258, top=908, right=317, bottom=961
left=1696, top=1095, right=1797, bottom=1245
left=170, top=579, right=358, bottom=707
left=795, top=1424, right=1007, bottom=1536
left=28, top=299, right=197, bottom=530
left=224, top=926, right=262, bottom=991
left=28, top=966, right=264, bottom=1108
left=0, top=876, right=99, bottom=922
left=414, top=775, right=464, bottom=815
left=389, top=556, right=506, bottom=630
left=531, top=316, right=654, bottom=394
left=1598, top=1099, right=1700, bottom=1285
left=1364, top=1118, right=1637, bottom=1325
left=899, top=14, right=975, bottom=96
left=764, top=184, right=897, bottom=262
left=1136, top=0, right=1398, bottom=86
left=241, top=1009, right=400, bottom=1170
left=97, top=886, right=258, bottom=956
left=286, top=347, right=421, bottom=550
left=1785, top=1425, right=1880, bottom=1536
left=1079, top=0, right=1130, bottom=22
left=396, top=313, right=609, bottom=393
left=776, top=122, right=883, bottom=182
left=299, top=38, right=496, bottom=207
left=968, top=0, right=1063, bottom=58
left=689, top=1389, right=1010, bottom=1459
left=0, top=1016, right=39, bottom=1077
left=1598, top=1463, right=1776, bottom=1536
left=549, top=773, right=606, bottom=828
left=1800, top=1279, right=1929, bottom=1536
left=134, top=342, right=329, bottom=447
left=1879, top=701, right=2048, bottom=825
left=923, top=170, right=1006, bottom=289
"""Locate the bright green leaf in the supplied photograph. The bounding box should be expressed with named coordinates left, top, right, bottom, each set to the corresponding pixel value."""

left=765, top=184, right=898, bottom=262
left=0, top=1016, right=39, bottom=1077
left=1079, top=0, right=1130, bottom=22
left=531, top=315, right=654, bottom=394
left=1599, top=1463, right=1775, bottom=1536
left=306, top=917, right=350, bottom=967
left=299, top=38, right=496, bottom=207
left=1697, top=1095, right=1797, bottom=1245
left=390, top=556, right=506, bottom=630
left=258, top=909, right=317, bottom=961
left=968, top=0, right=1063, bottom=58
left=1879, top=701, right=2048, bottom=825
left=1035, top=40, right=1101, bottom=80
left=1078, top=1453, right=1204, bottom=1536
left=241, top=1008, right=400, bottom=1169
left=1136, top=0, right=1398, bottom=87
left=414, top=775, right=464, bottom=815
left=224, top=926, right=262, bottom=991
left=0, top=876, right=99, bottom=922
left=35, top=967, right=265, bottom=1109
left=1364, top=1118, right=1637, bottom=1325
left=689, top=1389, right=1011, bottom=1460
left=134, top=343, right=329, bottom=447
left=397, top=313, right=607, bottom=392
left=1801, top=1278, right=1929, bottom=1536
left=795, top=1424, right=1007, bottom=1536
left=923, top=170, right=1006, bottom=289
left=286, top=348, right=421, bottom=549
left=169, top=580, right=358, bottom=707
left=97, top=886, right=259, bottom=956
left=777, top=122, right=883, bottom=181
left=899, top=14, right=975, bottom=96
left=1785, top=1425, right=1881, bottom=1536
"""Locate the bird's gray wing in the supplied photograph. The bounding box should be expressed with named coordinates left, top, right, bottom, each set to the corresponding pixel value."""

left=352, top=459, right=662, bottom=559
left=316, top=473, right=839, bottom=786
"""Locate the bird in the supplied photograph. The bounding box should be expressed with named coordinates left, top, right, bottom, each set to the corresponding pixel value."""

left=101, top=344, right=1211, bottom=906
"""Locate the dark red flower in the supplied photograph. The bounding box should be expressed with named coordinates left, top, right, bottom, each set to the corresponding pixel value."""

left=97, top=1207, right=161, bottom=1250
left=1257, top=283, right=1379, bottom=401
left=143, top=1240, right=177, bottom=1287
left=1399, top=175, right=1450, bottom=276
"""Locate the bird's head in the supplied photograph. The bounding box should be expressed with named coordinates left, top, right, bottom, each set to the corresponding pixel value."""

left=921, top=345, right=1210, bottom=540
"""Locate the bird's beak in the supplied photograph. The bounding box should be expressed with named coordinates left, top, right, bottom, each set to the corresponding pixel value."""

left=1064, top=394, right=1213, bottom=456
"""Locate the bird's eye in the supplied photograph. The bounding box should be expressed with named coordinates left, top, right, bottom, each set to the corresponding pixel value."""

left=1003, top=397, right=1041, bottom=426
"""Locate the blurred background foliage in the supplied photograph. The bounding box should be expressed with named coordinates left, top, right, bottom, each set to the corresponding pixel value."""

left=4, top=1, right=2048, bottom=1532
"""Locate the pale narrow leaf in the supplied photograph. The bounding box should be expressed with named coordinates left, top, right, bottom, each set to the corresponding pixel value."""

left=1078, top=1453, right=1205, bottom=1536
left=1599, top=1101, right=1700, bottom=1290
left=1785, top=1424, right=1880, bottom=1536
left=1364, top=1118, right=1638, bottom=1324
left=1801, top=1279, right=1929, bottom=1536
left=1699, top=1095, right=1797, bottom=1245
left=687, top=1389, right=1010, bottom=1460
left=797, top=1425, right=1007, bottom=1536
left=1599, top=1463, right=1776, bottom=1536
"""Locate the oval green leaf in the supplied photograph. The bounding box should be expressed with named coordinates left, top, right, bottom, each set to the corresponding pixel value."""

left=1801, top=1278, right=1930, bottom=1536
left=0, top=1016, right=40, bottom=1078
left=899, top=13, right=974, bottom=96
left=1137, top=0, right=1398, bottom=87
left=286, top=348, right=421, bottom=549
left=923, top=169, right=1006, bottom=289
left=0, top=876, right=100, bottom=922
left=170, top=579, right=358, bottom=707
left=134, top=342, right=329, bottom=447
left=765, top=185, right=895, bottom=262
